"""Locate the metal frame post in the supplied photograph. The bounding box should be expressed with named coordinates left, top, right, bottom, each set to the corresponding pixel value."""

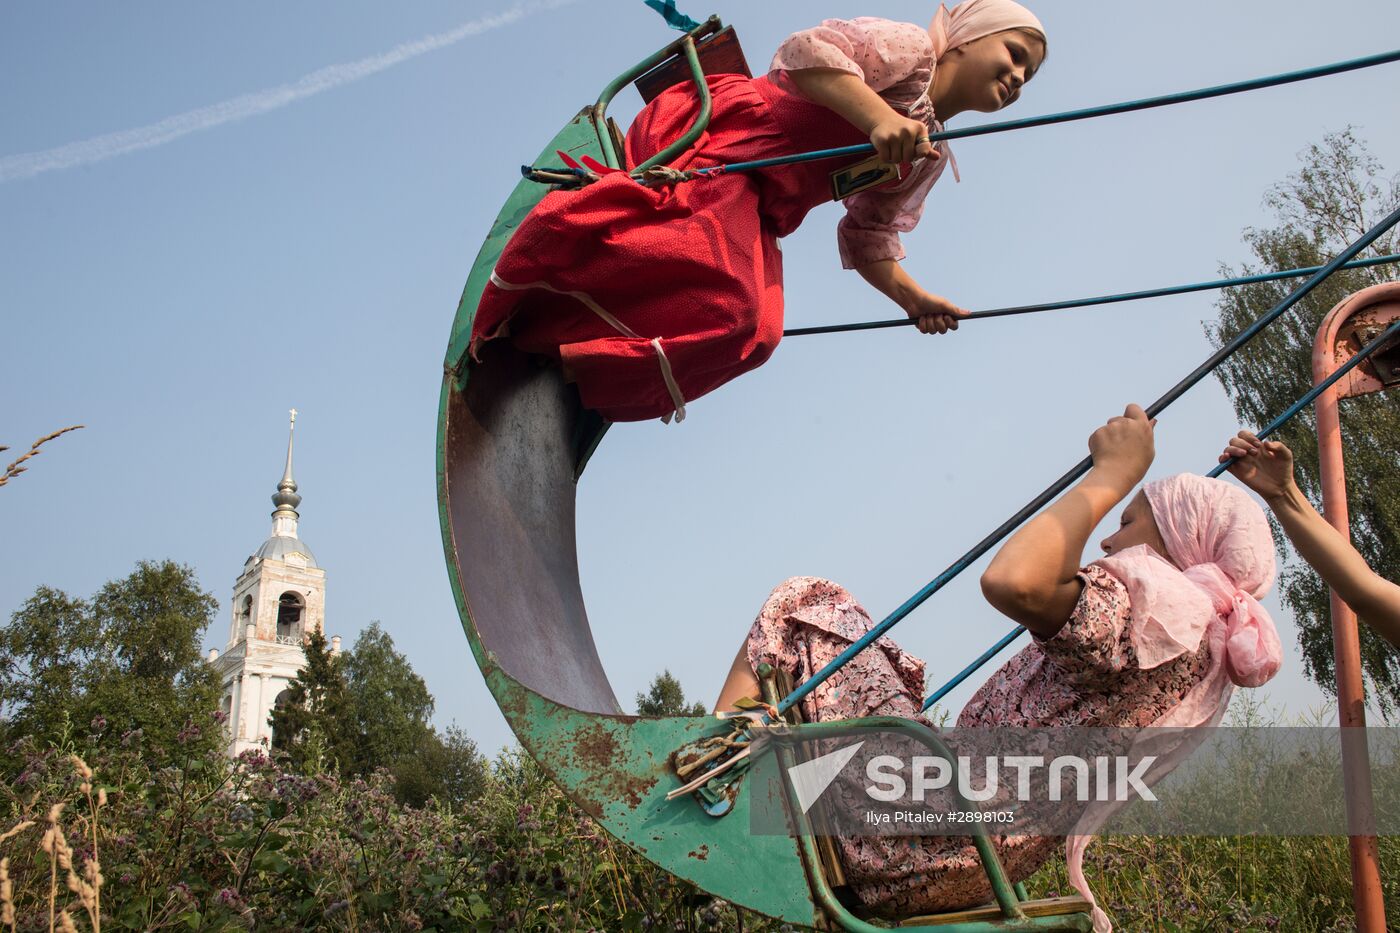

left=1310, top=282, right=1400, bottom=932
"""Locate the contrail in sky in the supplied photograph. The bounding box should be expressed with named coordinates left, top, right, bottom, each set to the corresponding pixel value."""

left=0, top=1, right=571, bottom=184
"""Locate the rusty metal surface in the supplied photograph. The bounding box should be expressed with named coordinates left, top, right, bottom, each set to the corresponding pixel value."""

left=1311, top=285, right=1393, bottom=932
left=1315, top=281, right=1400, bottom=399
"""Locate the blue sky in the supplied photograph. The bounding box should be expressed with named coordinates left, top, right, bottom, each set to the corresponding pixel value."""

left=4, top=1, right=1399, bottom=755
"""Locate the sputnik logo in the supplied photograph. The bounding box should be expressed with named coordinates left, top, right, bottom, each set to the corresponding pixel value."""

left=785, top=741, right=865, bottom=814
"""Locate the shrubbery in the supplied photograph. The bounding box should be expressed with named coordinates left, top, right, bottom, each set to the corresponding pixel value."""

left=0, top=711, right=773, bottom=932
left=1, top=698, right=1394, bottom=931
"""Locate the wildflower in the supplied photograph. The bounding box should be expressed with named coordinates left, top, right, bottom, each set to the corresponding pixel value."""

left=325, top=900, right=349, bottom=917
left=216, top=888, right=241, bottom=907
left=120, top=728, right=143, bottom=747
left=89, top=715, right=107, bottom=733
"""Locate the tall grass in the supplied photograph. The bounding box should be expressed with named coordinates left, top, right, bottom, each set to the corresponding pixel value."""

left=0, top=703, right=1391, bottom=931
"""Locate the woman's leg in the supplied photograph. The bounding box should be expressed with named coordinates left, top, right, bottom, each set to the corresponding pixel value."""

left=713, top=643, right=760, bottom=713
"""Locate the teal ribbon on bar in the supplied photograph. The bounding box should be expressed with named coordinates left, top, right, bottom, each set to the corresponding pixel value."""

left=644, top=0, right=702, bottom=32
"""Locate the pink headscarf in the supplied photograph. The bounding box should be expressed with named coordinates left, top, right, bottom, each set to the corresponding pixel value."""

left=925, top=0, right=1046, bottom=181
left=929, top=0, right=1047, bottom=60
left=1067, top=473, right=1283, bottom=931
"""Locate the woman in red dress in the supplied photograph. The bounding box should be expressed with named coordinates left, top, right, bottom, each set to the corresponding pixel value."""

left=470, top=1, right=1048, bottom=422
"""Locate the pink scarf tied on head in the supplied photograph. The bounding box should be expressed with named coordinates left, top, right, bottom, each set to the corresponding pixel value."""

left=1068, top=474, right=1283, bottom=931
left=925, top=0, right=1046, bottom=183
left=928, top=0, right=1046, bottom=60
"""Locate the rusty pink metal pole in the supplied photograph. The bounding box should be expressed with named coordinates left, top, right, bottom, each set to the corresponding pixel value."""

left=1311, top=282, right=1400, bottom=933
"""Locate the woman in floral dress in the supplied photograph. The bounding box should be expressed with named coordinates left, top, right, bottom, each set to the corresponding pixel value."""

left=715, top=405, right=1283, bottom=931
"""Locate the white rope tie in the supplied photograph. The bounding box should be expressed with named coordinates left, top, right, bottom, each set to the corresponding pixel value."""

left=650, top=338, right=687, bottom=424
left=489, top=271, right=689, bottom=423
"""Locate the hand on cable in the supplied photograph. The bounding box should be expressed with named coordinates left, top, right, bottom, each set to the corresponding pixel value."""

left=869, top=114, right=938, bottom=164
left=904, top=287, right=969, bottom=335
left=1088, top=404, right=1157, bottom=487
left=1221, top=431, right=1297, bottom=501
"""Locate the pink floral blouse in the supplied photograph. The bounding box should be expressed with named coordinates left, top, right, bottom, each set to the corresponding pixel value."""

left=769, top=17, right=954, bottom=269
left=744, top=567, right=1213, bottom=916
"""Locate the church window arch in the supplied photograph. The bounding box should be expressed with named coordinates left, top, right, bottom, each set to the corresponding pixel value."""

left=276, top=592, right=303, bottom=643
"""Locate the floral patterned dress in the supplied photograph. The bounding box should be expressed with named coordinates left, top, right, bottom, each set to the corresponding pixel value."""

left=744, top=567, right=1212, bottom=917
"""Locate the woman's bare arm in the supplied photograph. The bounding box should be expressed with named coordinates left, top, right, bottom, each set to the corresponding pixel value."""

left=784, top=69, right=935, bottom=162
left=981, top=406, right=1156, bottom=638
left=1224, top=433, right=1400, bottom=647
left=785, top=69, right=967, bottom=333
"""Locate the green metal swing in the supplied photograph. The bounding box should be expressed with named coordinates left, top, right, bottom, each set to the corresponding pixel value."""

left=437, top=16, right=1093, bottom=931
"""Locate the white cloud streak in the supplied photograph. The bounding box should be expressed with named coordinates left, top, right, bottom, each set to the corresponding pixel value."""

left=1, top=1, right=571, bottom=183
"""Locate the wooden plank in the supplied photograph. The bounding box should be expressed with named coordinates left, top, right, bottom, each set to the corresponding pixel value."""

left=635, top=27, right=751, bottom=104
left=898, top=895, right=1091, bottom=926
left=770, top=668, right=848, bottom=889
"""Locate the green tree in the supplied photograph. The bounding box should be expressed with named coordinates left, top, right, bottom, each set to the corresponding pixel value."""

left=0, top=560, right=223, bottom=759
left=341, top=621, right=437, bottom=777
left=1208, top=128, right=1400, bottom=713
left=389, top=724, right=490, bottom=808
left=635, top=669, right=707, bottom=716
left=269, top=628, right=353, bottom=771
left=271, top=621, right=489, bottom=806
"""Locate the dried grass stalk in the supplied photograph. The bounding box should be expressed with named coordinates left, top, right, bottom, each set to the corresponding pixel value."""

left=0, top=426, right=84, bottom=488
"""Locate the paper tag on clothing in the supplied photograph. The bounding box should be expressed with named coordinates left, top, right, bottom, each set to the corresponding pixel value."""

left=829, top=155, right=903, bottom=201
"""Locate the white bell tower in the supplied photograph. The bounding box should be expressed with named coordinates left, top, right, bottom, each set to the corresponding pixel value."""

left=209, top=410, right=339, bottom=757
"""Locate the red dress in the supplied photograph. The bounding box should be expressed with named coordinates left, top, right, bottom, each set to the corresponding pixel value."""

left=469, top=73, right=868, bottom=423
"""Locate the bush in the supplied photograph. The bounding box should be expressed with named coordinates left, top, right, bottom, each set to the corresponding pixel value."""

left=0, top=712, right=773, bottom=932
left=0, top=704, right=1392, bottom=931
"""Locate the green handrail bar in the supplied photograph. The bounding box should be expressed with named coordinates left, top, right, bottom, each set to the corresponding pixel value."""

left=634, top=37, right=713, bottom=172
left=594, top=15, right=722, bottom=170
left=758, top=668, right=1092, bottom=931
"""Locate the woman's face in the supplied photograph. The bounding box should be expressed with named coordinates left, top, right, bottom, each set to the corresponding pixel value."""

left=947, top=30, right=1045, bottom=112
left=1101, top=490, right=1173, bottom=563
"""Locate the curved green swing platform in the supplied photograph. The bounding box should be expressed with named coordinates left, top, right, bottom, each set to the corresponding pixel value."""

left=436, top=16, right=1092, bottom=932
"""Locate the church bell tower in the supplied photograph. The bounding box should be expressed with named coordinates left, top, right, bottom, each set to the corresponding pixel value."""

left=208, top=410, right=338, bottom=756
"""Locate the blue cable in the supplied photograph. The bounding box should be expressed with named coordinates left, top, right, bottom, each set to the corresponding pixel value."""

left=783, top=254, right=1400, bottom=338
left=688, top=48, right=1400, bottom=178
left=523, top=48, right=1400, bottom=182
